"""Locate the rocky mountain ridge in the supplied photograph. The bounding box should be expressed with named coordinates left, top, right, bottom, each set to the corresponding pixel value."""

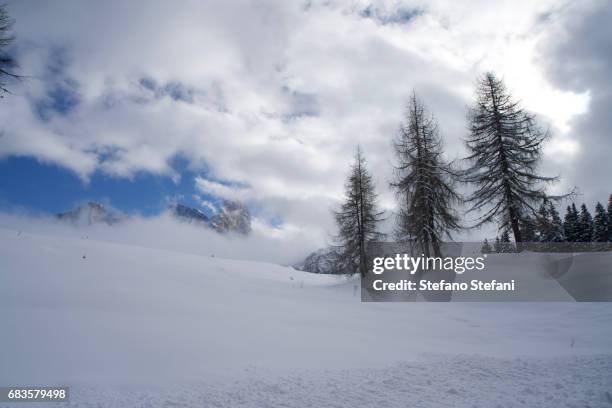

left=56, top=200, right=252, bottom=235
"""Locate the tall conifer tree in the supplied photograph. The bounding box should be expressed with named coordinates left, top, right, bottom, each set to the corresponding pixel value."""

left=535, top=201, right=551, bottom=242
left=547, top=202, right=565, bottom=243
left=334, top=147, right=385, bottom=275
left=563, top=204, right=580, bottom=243
left=578, top=204, right=593, bottom=243
left=391, top=92, right=460, bottom=256
left=593, top=202, right=608, bottom=243
left=463, top=72, right=560, bottom=249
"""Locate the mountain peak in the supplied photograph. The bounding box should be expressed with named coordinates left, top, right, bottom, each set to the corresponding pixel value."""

left=211, top=200, right=252, bottom=234
left=170, top=201, right=251, bottom=234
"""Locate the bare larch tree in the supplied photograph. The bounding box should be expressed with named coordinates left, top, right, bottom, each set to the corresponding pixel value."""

left=391, top=92, right=460, bottom=257
left=334, top=146, right=385, bottom=276
left=463, top=72, right=560, bottom=249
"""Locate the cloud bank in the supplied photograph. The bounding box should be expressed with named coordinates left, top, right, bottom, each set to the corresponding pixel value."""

left=1, top=0, right=609, bottom=244
left=0, top=210, right=321, bottom=265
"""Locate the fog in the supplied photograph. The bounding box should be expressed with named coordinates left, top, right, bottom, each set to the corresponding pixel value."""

left=0, top=211, right=322, bottom=266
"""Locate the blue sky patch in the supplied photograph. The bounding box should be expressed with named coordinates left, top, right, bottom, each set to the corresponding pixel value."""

left=0, top=155, right=223, bottom=217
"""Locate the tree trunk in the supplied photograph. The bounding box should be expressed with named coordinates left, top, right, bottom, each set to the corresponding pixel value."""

left=488, top=76, right=522, bottom=252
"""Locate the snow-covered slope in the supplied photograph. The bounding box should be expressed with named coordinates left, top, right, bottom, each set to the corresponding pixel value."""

left=1, top=227, right=611, bottom=407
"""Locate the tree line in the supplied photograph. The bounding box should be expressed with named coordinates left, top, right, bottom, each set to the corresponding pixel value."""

left=482, top=197, right=612, bottom=253
left=334, top=72, right=608, bottom=275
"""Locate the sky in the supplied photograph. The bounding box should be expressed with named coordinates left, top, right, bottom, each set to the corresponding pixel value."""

left=0, top=0, right=610, bottom=247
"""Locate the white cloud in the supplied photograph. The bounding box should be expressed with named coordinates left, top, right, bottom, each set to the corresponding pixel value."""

left=194, top=177, right=253, bottom=202
left=192, top=195, right=218, bottom=214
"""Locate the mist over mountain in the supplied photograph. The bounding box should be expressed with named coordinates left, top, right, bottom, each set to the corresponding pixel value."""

left=56, top=202, right=123, bottom=226
left=54, top=201, right=332, bottom=271
left=171, top=200, right=251, bottom=235
left=210, top=200, right=251, bottom=235
left=56, top=200, right=253, bottom=236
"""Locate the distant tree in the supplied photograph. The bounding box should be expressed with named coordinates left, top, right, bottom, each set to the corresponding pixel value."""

left=547, top=202, right=565, bottom=243
left=498, top=230, right=515, bottom=253
left=493, top=236, right=501, bottom=253
left=391, top=92, right=460, bottom=256
left=578, top=203, right=593, bottom=243
left=608, top=194, right=612, bottom=242
left=535, top=201, right=551, bottom=242
left=334, top=146, right=385, bottom=275
left=563, top=204, right=580, bottom=243
left=463, top=72, right=561, bottom=250
left=481, top=238, right=492, bottom=254
left=520, top=215, right=537, bottom=243
left=0, top=4, right=18, bottom=96
left=535, top=200, right=565, bottom=249
left=592, top=202, right=608, bottom=243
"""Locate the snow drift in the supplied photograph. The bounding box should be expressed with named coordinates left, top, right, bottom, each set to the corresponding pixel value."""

left=0, top=225, right=611, bottom=407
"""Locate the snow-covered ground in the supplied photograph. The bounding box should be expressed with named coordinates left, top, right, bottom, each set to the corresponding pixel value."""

left=1, top=226, right=611, bottom=407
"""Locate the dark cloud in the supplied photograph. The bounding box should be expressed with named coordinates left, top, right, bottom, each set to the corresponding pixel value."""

left=542, top=1, right=612, bottom=207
